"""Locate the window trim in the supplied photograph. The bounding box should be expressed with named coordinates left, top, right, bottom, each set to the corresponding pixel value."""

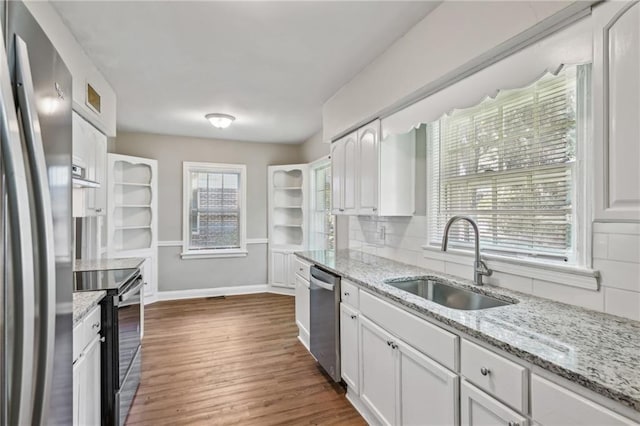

left=424, top=64, right=593, bottom=268
left=181, top=161, right=247, bottom=259
left=309, top=156, right=335, bottom=250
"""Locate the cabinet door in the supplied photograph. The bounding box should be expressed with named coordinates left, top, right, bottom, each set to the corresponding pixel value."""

left=295, top=275, right=310, bottom=348
left=593, top=1, right=640, bottom=220
left=331, top=139, right=345, bottom=214
left=360, top=316, right=397, bottom=425
left=397, top=339, right=459, bottom=426
left=83, top=336, right=102, bottom=426
left=342, top=132, right=359, bottom=214
left=92, top=130, right=107, bottom=216
left=270, top=251, right=289, bottom=287
left=357, top=121, right=379, bottom=215
left=461, top=380, right=527, bottom=426
left=340, top=303, right=359, bottom=394
left=72, top=358, right=81, bottom=426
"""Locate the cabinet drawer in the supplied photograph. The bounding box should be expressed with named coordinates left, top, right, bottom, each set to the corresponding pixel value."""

left=531, top=374, right=635, bottom=425
left=73, top=305, right=102, bottom=362
left=461, top=339, right=528, bottom=413
left=341, top=279, right=359, bottom=309
left=360, top=290, right=457, bottom=371
left=294, top=256, right=311, bottom=280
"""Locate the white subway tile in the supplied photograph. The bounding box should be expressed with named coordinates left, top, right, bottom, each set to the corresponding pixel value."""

left=592, top=233, right=609, bottom=260
left=604, top=287, right=640, bottom=321
left=607, top=233, right=640, bottom=263
left=532, top=279, right=604, bottom=311
left=593, top=222, right=640, bottom=235
left=417, top=257, right=446, bottom=273
left=361, top=244, right=378, bottom=255
left=444, top=262, right=474, bottom=281
left=593, top=259, right=640, bottom=292
left=485, top=272, right=533, bottom=294
left=348, top=240, right=363, bottom=251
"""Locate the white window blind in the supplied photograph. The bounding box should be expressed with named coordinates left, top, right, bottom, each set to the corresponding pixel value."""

left=428, top=66, right=586, bottom=260
left=186, top=167, right=242, bottom=250
left=311, top=162, right=335, bottom=250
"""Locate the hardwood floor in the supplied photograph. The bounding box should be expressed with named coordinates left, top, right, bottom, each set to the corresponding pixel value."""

left=125, top=293, right=366, bottom=425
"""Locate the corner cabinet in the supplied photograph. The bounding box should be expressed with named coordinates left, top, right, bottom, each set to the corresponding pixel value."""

left=331, top=119, right=415, bottom=216
left=72, top=111, right=107, bottom=217
left=593, top=1, right=640, bottom=221
left=107, top=154, right=158, bottom=301
left=268, top=164, right=308, bottom=290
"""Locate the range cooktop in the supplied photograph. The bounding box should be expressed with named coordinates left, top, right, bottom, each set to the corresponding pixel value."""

left=73, top=268, right=139, bottom=292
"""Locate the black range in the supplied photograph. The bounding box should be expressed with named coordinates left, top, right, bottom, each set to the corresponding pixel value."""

left=74, top=268, right=143, bottom=426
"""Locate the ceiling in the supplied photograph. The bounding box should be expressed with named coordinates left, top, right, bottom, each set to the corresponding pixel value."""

left=52, top=1, right=440, bottom=143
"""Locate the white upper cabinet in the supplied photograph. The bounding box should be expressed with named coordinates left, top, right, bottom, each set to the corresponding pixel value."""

left=593, top=1, right=640, bottom=221
left=331, top=120, right=415, bottom=216
left=72, top=111, right=107, bottom=217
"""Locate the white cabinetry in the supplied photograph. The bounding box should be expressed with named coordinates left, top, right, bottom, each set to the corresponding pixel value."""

left=72, top=111, right=107, bottom=217
left=73, top=305, right=102, bottom=426
left=107, top=154, right=158, bottom=301
left=331, top=120, right=415, bottom=216
left=340, top=303, right=359, bottom=393
left=294, top=256, right=311, bottom=349
left=359, top=314, right=458, bottom=426
left=593, top=1, right=640, bottom=221
left=268, top=164, right=308, bottom=290
left=461, top=380, right=527, bottom=426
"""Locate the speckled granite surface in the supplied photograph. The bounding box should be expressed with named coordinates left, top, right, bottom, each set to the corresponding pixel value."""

left=74, top=257, right=145, bottom=272
left=73, top=291, right=105, bottom=325
left=296, top=249, right=640, bottom=413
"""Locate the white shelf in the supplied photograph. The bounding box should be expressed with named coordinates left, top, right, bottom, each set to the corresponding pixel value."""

left=115, top=225, right=151, bottom=230
left=116, top=204, right=151, bottom=208
left=274, top=186, right=303, bottom=190
left=114, top=182, right=152, bottom=187
left=274, top=205, right=303, bottom=209
left=274, top=224, right=303, bottom=228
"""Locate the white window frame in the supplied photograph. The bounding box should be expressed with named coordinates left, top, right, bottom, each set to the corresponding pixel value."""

left=181, top=162, right=247, bottom=259
left=309, top=156, right=335, bottom=250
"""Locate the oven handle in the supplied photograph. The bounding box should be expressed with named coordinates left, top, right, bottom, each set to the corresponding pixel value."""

left=310, top=276, right=334, bottom=292
left=119, top=277, right=144, bottom=303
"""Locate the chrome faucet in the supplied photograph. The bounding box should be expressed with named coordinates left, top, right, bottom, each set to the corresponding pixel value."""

left=441, top=216, right=493, bottom=286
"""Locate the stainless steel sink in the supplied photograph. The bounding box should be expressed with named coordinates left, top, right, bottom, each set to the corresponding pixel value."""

left=385, top=278, right=515, bottom=310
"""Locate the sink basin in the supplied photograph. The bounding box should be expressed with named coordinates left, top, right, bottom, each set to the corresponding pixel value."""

left=385, top=278, right=514, bottom=310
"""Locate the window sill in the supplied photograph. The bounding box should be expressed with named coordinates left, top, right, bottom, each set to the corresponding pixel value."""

left=421, top=245, right=600, bottom=291
left=181, top=249, right=248, bottom=260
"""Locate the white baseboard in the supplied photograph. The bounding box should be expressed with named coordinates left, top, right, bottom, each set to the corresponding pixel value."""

left=157, top=284, right=270, bottom=301
left=153, top=284, right=298, bottom=302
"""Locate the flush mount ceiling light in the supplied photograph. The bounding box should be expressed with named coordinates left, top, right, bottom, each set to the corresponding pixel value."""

left=205, top=113, right=235, bottom=129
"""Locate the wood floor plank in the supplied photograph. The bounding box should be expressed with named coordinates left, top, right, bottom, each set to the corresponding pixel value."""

left=125, top=293, right=365, bottom=426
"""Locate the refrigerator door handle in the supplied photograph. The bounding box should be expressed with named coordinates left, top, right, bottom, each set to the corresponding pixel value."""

left=14, top=35, right=57, bottom=426
left=0, top=31, right=36, bottom=426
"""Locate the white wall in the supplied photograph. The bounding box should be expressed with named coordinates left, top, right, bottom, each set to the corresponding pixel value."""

left=348, top=217, right=640, bottom=321
left=300, top=130, right=329, bottom=163
left=113, top=132, right=303, bottom=291
left=322, top=1, right=578, bottom=141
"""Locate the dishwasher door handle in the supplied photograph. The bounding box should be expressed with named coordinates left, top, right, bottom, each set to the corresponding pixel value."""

left=310, top=276, right=335, bottom=292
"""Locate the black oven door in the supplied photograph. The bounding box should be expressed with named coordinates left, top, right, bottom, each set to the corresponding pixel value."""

left=117, top=276, right=143, bottom=386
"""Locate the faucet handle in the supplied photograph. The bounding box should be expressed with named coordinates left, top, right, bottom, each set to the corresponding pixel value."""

left=477, top=259, right=493, bottom=277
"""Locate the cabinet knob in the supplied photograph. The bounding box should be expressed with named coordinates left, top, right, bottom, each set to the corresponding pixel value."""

left=391, top=343, right=398, bottom=350
left=100, top=336, right=106, bottom=343
left=508, top=422, right=519, bottom=426
left=350, top=314, right=357, bottom=320
left=343, top=291, right=350, bottom=296
left=95, top=208, right=103, bottom=213
left=480, top=367, right=490, bottom=376
left=372, top=207, right=377, bottom=211
left=92, top=322, right=100, bottom=329
left=386, top=340, right=392, bottom=346
left=339, top=208, right=345, bottom=212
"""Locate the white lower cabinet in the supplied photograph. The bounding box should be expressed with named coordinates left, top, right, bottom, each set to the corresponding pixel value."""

left=73, top=305, right=102, bottom=426
left=461, top=380, right=527, bottom=426
left=340, top=303, right=359, bottom=393
left=295, top=274, right=310, bottom=348
left=270, top=250, right=297, bottom=289
left=359, top=315, right=458, bottom=426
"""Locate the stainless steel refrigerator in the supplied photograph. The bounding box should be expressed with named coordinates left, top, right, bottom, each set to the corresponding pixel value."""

left=1, top=1, right=73, bottom=424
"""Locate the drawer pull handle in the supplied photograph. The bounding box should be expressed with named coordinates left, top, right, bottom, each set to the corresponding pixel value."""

left=508, top=422, right=519, bottom=426
left=350, top=314, right=357, bottom=320
left=386, top=340, right=392, bottom=346
left=100, top=337, right=105, bottom=343
left=92, top=322, right=100, bottom=329
left=480, top=367, right=490, bottom=376
left=343, top=291, right=350, bottom=296
left=391, top=343, right=398, bottom=350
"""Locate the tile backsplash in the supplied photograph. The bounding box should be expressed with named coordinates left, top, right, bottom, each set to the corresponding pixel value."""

left=348, top=216, right=640, bottom=321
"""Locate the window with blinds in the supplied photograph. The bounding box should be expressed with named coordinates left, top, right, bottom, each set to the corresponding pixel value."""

left=311, top=162, right=335, bottom=250
left=428, top=65, right=587, bottom=261
left=185, top=164, right=245, bottom=251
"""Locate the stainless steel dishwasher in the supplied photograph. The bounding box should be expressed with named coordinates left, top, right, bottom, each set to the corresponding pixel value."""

left=309, top=265, right=341, bottom=382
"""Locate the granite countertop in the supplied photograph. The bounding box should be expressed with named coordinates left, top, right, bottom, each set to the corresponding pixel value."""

left=296, top=249, right=640, bottom=413
left=73, top=291, right=106, bottom=325
left=74, top=257, right=145, bottom=272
